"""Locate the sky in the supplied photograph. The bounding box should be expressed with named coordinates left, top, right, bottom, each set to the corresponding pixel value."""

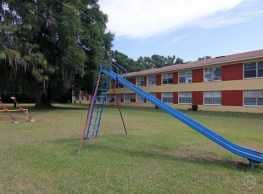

left=99, top=0, right=263, bottom=61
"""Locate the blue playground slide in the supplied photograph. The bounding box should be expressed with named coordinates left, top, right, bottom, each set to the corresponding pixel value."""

left=101, top=68, right=263, bottom=165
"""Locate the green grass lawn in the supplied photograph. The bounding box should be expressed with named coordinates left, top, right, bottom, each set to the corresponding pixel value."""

left=0, top=105, right=262, bottom=194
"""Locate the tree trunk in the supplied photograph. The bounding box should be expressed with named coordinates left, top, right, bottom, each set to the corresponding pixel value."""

left=35, top=80, right=52, bottom=108
left=35, top=93, right=52, bottom=108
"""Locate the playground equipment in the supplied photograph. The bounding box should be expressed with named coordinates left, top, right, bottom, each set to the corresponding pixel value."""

left=82, top=65, right=263, bottom=167
left=81, top=65, right=127, bottom=141
left=0, top=97, right=34, bottom=124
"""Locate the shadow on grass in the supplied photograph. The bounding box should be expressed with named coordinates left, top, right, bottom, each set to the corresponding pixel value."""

left=27, top=104, right=263, bottom=120
left=28, top=104, right=89, bottom=112
left=50, top=137, right=263, bottom=171
left=87, top=143, right=261, bottom=170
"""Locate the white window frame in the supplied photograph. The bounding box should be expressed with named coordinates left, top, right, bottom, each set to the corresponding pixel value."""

left=178, top=92, right=192, bottom=104
left=147, top=74, right=156, bottom=86
left=124, top=94, right=131, bottom=104
left=243, top=90, right=263, bottom=107
left=243, top=61, right=263, bottom=79
left=161, top=92, right=173, bottom=104
left=259, top=61, right=263, bottom=78
left=162, top=73, right=173, bottom=84
left=203, top=91, right=221, bottom=106
left=203, top=66, right=222, bottom=82
left=179, top=70, right=192, bottom=84
left=136, top=76, right=145, bottom=86
left=136, top=94, right=145, bottom=104
left=96, top=96, right=105, bottom=104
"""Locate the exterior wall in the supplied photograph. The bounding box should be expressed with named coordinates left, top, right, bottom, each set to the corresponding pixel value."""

left=173, top=72, right=178, bottom=84
left=156, top=74, right=162, bottom=85
left=108, top=79, right=263, bottom=94
left=128, top=77, right=136, bottom=85
left=192, top=69, right=203, bottom=82
left=110, top=103, right=263, bottom=113
left=192, top=91, right=203, bottom=105
left=222, top=63, right=243, bottom=81
left=144, top=76, right=147, bottom=87
left=156, top=92, right=162, bottom=100
left=173, top=104, right=263, bottom=113
left=173, top=92, right=178, bottom=104
left=222, top=90, right=243, bottom=106
left=108, top=60, right=263, bottom=113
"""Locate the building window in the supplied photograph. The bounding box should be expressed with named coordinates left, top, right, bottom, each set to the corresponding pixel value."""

left=244, top=61, right=263, bottom=78
left=149, top=93, right=157, bottom=102
left=179, top=70, right=192, bottom=84
left=116, top=82, right=123, bottom=88
left=244, top=62, right=257, bottom=78
left=244, top=90, right=263, bottom=106
left=259, top=62, right=263, bottom=77
left=136, top=95, right=145, bottom=103
left=137, top=76, right=145, bottom=86
left=124, top=94, right=130, bottom=103
left=150, top=93, right=156, bottom=98
left=96, top=96, right=106, bottom=104
left=117, top=95, right=123, bottom=103
left=107, top=95, right=116, bottom=103
left=147, top=74, right=156, bottom=86
left=178, top=92, right=192, bottom=104
left=162, top=93, right=173, bottom=103
left=204, top=66, right=221, bottom=81
left=162, top=73, right=173, bottom=84
left=204, top=91, right=221, bottom=105
left=124, top=94, right=135, bottom=104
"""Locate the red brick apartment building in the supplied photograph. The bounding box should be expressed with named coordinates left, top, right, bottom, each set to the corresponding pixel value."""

left=107, top=49, right=263, bottom=113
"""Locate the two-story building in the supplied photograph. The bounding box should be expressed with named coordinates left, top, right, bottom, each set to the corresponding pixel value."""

left=107, top=49, right=263, bottom=113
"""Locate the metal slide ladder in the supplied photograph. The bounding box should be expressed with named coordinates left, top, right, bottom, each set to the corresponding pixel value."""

left=100, top=67, right=263, bottom=166
left=84, top=76, right=109, bottom=140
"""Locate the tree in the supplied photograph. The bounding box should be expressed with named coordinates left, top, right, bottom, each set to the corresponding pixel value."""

left=111, top=50, right=185, bottom=72
left=0, top=0, right=113, bottom=106
left=111, top=50, right=138, bottom=72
